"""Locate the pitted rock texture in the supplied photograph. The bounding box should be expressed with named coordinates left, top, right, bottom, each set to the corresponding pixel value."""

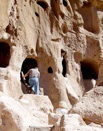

left=0, top=0, right=103, bottom=130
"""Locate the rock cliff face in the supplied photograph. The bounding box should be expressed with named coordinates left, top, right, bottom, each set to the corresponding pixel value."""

left=0, top=0, right=103, bottom=130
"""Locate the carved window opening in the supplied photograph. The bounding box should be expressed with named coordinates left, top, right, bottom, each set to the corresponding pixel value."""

left=0, top=42, right=10, bottom=68
left=48, top=67, right=53, bottom=74
left=80, top=60, right=98, bottom=80
left=78, top=2, right=99, bottom=33
left=62, top=58, right=66, bottom=77
left=21, top=58, right=38, bottom=85
left=37, top=1, right=48, bottom=9
left=61, top=49, right=67, bottom=77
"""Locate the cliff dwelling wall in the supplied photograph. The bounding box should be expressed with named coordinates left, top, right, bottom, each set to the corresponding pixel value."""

left=0, top=0, right=103, bottom=109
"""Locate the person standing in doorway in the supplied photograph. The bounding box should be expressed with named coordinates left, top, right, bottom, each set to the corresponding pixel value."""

left=23, top=67, right=40, bottom=94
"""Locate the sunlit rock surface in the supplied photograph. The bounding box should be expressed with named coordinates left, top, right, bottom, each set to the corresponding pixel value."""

left=0, top=0, right=103, bottom=130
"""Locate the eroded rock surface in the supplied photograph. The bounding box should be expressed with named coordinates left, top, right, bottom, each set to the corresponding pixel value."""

left=70, top=86, right=103, bottom=125
left=0, top=0, right=103, bottom=130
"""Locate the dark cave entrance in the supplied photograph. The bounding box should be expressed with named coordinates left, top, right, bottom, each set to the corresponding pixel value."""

left=81, top=60, right=98, bottom=80
left=80, top=59, right=98, bottom=91
left=0, top=42, right=10, bottom=68
left=21, top=58, right=38, bottom=86
left=62, top=58, right=66, bottom=77
left=61, top=49, right=67, bottom=77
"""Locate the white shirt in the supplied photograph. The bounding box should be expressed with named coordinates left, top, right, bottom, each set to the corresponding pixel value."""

left=26, top=68, right=40, bottom=78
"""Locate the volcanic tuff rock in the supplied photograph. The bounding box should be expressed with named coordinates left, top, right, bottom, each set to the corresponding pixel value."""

left=0, top=0, right=103, bottom=130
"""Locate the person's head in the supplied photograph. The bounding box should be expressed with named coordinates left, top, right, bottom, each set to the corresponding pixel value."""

left=59, top=101, right=67, bottom=109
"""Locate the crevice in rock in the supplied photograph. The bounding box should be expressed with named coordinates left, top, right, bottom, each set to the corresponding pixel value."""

left=35, top=12, right=39, bottom=17
left=51, top=0, right=60, bottom=19
left=0, top=42, right=10, bottom=68
left=63, top=0, right=67, bottom=7
left=14, top=0, right=17, bottom=5
left=62, top=58, right=66, bottom=77
left=60, top=11, right=64, bottom=19
left=62, top=23, right=68, bottom=33
left=37, top=1, right=48, bottom=9
left=61, top=49, right=67, bottom=77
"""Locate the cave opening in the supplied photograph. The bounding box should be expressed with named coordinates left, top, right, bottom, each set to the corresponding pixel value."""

left=21, top=58, right=38, bottom=85
left=0, top=42, right=10, bottom=68
left=80, top=60, right=98, bottom=80
left=80, top=59, right=98, bottom=91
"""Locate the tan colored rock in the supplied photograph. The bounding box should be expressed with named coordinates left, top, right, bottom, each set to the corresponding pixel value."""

left=48, top=113, right=60, bottom=125
left=19, top=94, right=53, bottom=114
left=0, top=92, right=53, bottom=130
left=70, top=86, right=103, bottom=124
left=1, top=0, right=103, bottom=130
left=0, top=92, right=32, bottom=131
left=0, top=68, right=23, bottom=99
left=52, top=114, right=103, bottom=131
